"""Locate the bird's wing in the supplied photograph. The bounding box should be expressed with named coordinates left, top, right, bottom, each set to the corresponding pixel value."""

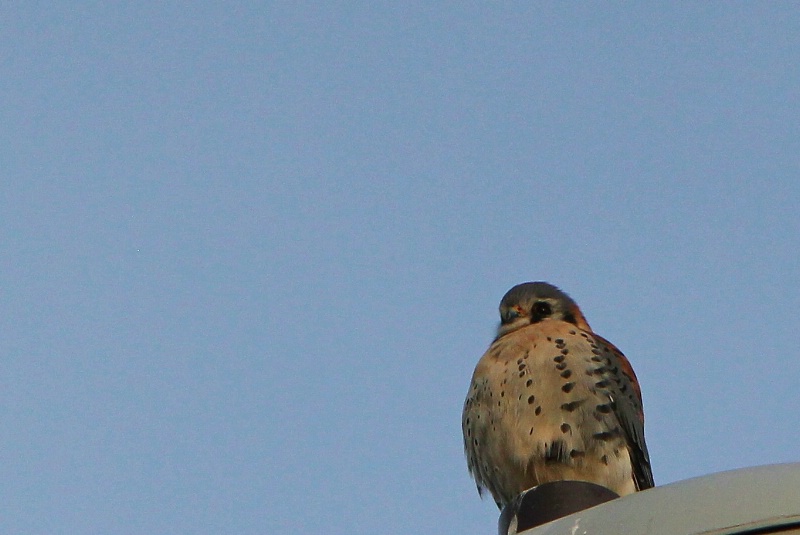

left=593, top=334, right=655, bottom=490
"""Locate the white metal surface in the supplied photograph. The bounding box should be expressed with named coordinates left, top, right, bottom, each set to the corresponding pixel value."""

left=522, top=463, right=800, bottom=535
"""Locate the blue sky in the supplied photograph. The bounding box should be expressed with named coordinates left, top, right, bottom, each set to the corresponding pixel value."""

left=2, top=3, right=799, bottom=534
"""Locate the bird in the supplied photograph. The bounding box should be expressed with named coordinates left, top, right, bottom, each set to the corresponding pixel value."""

left=462, top=282, right=653, bottom=509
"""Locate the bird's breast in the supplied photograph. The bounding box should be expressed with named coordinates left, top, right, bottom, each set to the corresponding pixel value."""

left=463, top=321, right=637, bottom=501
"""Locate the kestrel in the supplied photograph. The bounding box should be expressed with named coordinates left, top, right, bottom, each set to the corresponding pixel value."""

left=462, top=282, right=653, bottom=508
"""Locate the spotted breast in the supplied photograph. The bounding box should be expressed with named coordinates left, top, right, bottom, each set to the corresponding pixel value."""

left=462, top=282, right=653, bottom=508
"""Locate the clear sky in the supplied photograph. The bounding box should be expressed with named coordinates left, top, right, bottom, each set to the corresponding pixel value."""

left=2, top=3, right=799, bottom=534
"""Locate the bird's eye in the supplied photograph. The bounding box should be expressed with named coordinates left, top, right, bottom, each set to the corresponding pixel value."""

left=533, top=301, right=552, bottom=318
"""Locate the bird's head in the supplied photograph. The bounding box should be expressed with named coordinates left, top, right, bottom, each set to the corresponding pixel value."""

left=496, top=282, right=592, bottom=338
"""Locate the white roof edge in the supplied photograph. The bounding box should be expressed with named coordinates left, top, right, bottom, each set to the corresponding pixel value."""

left=522, top=463, right=800, bottom=535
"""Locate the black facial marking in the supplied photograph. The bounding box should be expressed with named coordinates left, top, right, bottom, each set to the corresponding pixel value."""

left=530, top=301, right=552, bottom=323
